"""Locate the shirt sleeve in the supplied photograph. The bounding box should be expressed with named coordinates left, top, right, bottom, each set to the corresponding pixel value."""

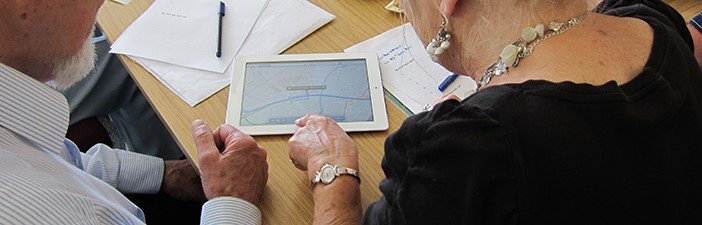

left=363, top=100, right=517, bottom=224
left=81, top=143, right=164, bottom=194
left=201, top=197, right=262, bottom=225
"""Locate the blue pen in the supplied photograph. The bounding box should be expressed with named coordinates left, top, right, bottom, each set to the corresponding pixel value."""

left=438, top=73, right=459, bottom=92
left=216, top=2, right=225, bottom=58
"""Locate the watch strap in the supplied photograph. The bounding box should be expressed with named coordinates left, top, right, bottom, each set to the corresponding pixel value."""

left=310, top=164, right=361, bottom=188
left=692, top=12, right=702, bottom=33
left=337, top=166, right=361, bottom=184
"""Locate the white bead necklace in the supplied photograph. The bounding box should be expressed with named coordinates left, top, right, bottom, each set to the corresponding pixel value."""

left=478, top=12, right=590, bottom=89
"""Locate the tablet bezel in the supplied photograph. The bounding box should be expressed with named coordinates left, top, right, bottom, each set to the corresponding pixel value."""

left=226, top=53, right=388, bottom=135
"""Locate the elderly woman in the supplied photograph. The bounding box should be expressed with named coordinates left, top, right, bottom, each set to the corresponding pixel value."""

left=288, top=0, right=702, bottom=224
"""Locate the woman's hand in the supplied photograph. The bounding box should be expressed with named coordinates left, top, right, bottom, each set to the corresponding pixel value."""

left=425, top=93, right=461, bottom=111
left=288, top=114, right=362, bottom=225
left=288, top=114, right=359, bottom=180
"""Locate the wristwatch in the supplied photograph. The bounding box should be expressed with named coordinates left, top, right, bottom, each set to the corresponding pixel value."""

left=691, top=12, right=702, bottom=34
left=311, top=164, right=360, bottom=187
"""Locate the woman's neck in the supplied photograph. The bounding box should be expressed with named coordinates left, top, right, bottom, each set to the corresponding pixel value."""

left=449, top=2, right=591, bottom=84
left=473, top=13, right=653, bottom=88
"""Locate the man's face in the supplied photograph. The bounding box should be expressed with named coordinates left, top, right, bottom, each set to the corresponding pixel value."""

left=0, top=0, right=105, bottom=87
left=29, top=0, right=105, bottom=61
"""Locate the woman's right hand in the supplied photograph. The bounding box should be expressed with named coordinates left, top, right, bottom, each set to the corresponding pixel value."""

left=288, top=114, right=359, bottom=180
left=288, top=114, right=362, bottom=224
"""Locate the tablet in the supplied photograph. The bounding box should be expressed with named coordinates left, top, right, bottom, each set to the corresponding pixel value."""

left=226, top=53, right=388, bottom=135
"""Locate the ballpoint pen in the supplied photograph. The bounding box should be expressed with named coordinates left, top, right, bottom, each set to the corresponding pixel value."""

left=438, top=73, right=459, bottom=92
left=216, top=1, right=225, bottom=58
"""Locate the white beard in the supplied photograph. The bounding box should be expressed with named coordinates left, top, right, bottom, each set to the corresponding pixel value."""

left=47, top=37, right=97, bottom=90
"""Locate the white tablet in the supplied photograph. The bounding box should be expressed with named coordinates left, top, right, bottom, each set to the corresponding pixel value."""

left=226, top=53, right=388, bottom=135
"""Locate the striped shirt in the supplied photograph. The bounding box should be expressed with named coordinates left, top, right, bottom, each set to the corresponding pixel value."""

left=0, top=63, right=261, bottom=224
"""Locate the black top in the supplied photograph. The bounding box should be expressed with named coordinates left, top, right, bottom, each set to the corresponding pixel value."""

left=363, top=1, right=702, bottom=224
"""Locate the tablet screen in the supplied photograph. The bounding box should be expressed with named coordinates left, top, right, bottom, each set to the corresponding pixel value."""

left=240, top=59, right=374, bottom=126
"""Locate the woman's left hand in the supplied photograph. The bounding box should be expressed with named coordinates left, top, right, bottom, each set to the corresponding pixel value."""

left=288, top=114, right=359, bottom=180
left=425, top=93, right=461, bottom=111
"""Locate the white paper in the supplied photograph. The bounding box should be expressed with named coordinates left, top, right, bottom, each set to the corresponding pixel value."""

left=111, top=0, right=132, bottom=5
left=345, top=23, right=476, bottom=114
left=111, top=0, right=267, bottom=73
left=130, top=0, right=335, bottom=106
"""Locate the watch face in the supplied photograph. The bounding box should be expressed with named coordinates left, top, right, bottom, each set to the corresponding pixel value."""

left=321, top=166, right=336, bottom=184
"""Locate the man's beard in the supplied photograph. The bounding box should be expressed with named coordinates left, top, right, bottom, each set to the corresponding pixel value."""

left=47, top=36, right=97, bottom=90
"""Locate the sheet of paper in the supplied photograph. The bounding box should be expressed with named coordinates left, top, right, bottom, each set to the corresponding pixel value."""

left=345, top=23, right=476, bottom=114
left=111, top=0, right=132, bottom=5
left=111, top=0, right=267, bottom=73
left=130, top=0, right=335, bottom=106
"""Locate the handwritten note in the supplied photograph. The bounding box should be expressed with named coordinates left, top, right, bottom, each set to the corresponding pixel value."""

left=346, top=23, right=476, bottom=114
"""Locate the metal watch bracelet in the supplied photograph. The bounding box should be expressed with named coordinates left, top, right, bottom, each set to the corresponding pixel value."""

left=311, top=164, right=361, bottom=188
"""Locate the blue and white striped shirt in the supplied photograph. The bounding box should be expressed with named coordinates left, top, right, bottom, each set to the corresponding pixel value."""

left=0, top=63, right=261, bottom=224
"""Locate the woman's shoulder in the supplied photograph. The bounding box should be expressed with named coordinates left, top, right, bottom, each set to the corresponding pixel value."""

left=595, top=0, right=693, bottom=48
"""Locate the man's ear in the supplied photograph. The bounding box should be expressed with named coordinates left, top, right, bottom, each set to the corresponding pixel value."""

left=441, top=0, right=459, bottom=16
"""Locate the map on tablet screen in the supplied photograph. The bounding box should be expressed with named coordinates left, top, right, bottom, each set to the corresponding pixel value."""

left=226, top=53, right=388, bottom=135
left=240, top=59, right=373, bottom=126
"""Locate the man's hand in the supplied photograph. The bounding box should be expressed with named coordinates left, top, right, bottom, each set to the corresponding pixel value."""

left=161, top=159, right=207, bottom=203
left=288, top=114, right=359, bottom=180
left=191, top=120, right=268, bottom=205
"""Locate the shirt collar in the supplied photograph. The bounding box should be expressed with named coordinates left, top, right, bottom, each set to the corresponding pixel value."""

left=0, top=63, right=69, bottom=154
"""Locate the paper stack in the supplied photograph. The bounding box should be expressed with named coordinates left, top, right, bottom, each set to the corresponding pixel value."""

left=111, top=0, right=335, bottom=106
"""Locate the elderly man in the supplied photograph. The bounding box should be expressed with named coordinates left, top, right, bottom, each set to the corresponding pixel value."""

left=0, top=1, right=268, bottom=224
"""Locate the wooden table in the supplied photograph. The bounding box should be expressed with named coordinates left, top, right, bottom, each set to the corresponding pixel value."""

left=97, top=1, right=702, bottom=224
left=97, top=0, right=405, bottom=224
left=668, top=0, right=702, bottom=21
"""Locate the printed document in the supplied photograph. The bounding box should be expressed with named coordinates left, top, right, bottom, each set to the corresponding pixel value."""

left=129, top=0, right=335, bottom=106
left=111, top=0, right=267, bottom=73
